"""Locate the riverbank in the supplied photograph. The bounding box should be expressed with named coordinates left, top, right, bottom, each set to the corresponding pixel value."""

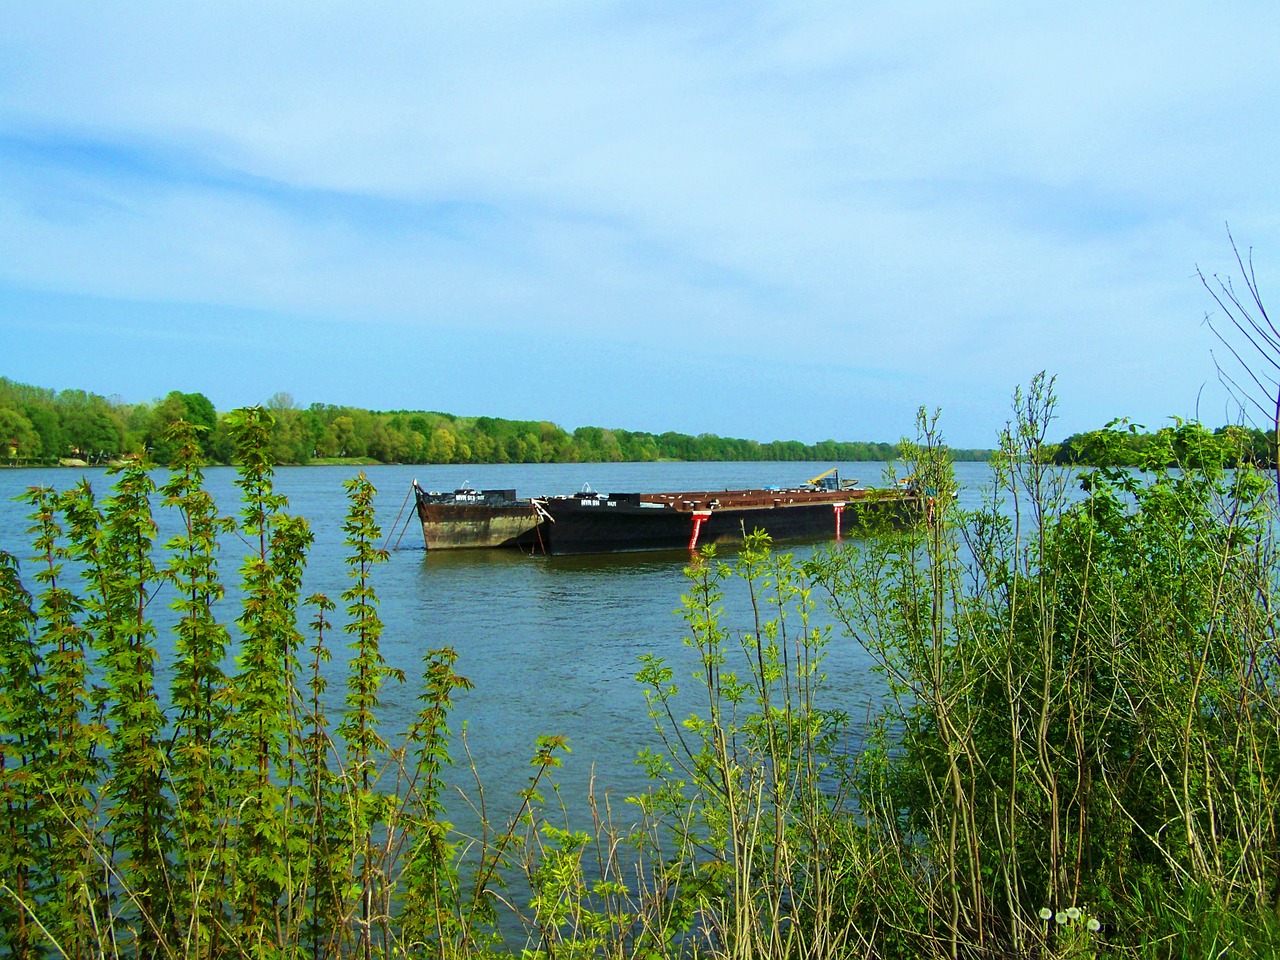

left=2, top=454, right=386, bottom=468
left=2, top=408, right=1278, bottom=957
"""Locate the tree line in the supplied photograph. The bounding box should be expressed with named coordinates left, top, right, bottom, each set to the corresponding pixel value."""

left=1052, top=420, right=1276, bottom=467
left=0, top=376, right=992, bottom=466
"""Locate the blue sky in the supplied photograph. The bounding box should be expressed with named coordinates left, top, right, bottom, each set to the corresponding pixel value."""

left=2, top=2, right=1278, bottom=447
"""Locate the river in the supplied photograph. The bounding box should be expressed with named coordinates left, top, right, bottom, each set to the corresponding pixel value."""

left=0, top=459, right=995, bottom=825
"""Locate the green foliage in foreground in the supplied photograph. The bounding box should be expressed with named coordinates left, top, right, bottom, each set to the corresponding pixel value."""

left=813, top=375, right=1280, bottom=957
left=2, top=378, right=1280, bottom=959
left=1054, top=420, right=1276, bottom=468
left=0, top=375, right=991, bottom=467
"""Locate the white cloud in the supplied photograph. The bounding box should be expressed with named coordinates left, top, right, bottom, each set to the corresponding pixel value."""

left=0, top=2, right=1277, bottom=444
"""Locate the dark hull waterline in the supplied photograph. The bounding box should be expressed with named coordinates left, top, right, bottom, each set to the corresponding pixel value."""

left=413, top=478, right=923, bottom=556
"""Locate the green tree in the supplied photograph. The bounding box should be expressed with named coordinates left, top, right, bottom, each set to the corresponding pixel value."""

left=427, top=426, right=458, bottom=463
left=336, top=473, right=403, bottom=958
left=63, top=459, right=174, bottom=953
left=147, top=391, right=219, bottom=463
left=0, top=545, right=43, bottom=959
left=396, top=648, right=473, bottom=951
left=161, top=419, right=235, bottom=954
left=0, top=407, right=41, bottom=461
left=24, top=402, right=67, bottom=462
left=224, top=406, right=313, bottom=945
left=22, top=485, right=105, bottom=960
left=267, top=392, right=309, bottom=464
left=59, top=390, right=124, bottom=461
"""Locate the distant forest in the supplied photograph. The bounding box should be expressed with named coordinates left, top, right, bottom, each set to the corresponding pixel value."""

left=0, top=377, right=993, bottom=467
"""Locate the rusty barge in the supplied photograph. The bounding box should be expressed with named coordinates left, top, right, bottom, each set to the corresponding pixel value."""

left=412, top=486, right=542, bottom=550
left=412, top=471, right=923, bottom=556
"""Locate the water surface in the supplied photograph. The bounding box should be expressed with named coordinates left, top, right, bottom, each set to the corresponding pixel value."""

left=0, top=460, right=994, bottom=819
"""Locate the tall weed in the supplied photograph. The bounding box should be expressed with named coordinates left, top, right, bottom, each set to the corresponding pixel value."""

left=3, top=385, right=1279, bottom=960
left=815, top=374, right=1280, bottom=957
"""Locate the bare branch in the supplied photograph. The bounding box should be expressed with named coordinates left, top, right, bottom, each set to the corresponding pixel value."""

left=1199, top=226, right=1278, bottom=498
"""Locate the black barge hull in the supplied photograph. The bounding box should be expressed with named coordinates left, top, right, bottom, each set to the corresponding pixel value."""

left=413, top=478, right=923, bottom=555
left=533, top=490, right=921, bottom=555
left=413, top=484, right=541, bottom=550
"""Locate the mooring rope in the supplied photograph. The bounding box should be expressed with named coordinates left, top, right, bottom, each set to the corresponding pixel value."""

left=382, top=483, right=416, bottom=552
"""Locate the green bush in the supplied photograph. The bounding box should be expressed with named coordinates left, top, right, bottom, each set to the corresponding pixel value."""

left=4, top=380, right=1280, bottom=960
left=812, top=374, right=1280, bottom=958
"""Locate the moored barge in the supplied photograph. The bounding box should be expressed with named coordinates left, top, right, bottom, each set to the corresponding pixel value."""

left=412, top=472, right=922, bottom=556
left=412, top=486, right=541, bottom=550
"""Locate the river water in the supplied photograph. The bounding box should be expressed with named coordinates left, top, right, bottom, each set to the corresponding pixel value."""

left=0, top=460, right=995, bottom=825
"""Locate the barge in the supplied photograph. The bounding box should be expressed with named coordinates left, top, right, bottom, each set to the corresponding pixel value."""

left=412, top=486, right=541, bottom=550
left=412, top=471, right=922, bottom=556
